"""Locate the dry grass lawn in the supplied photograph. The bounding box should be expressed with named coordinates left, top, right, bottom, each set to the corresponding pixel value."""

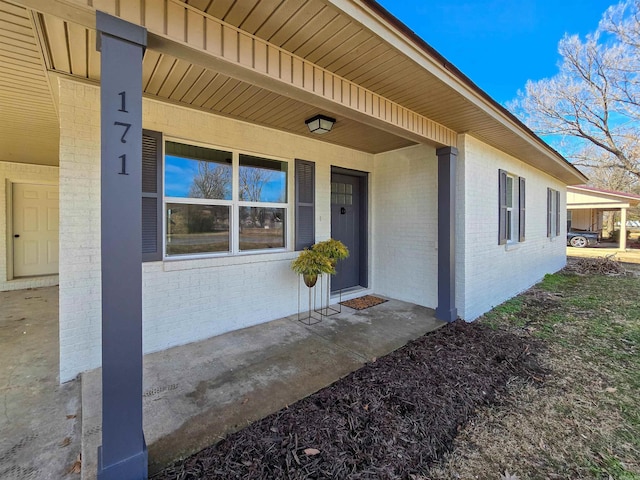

left=428, top=259, right=640, bottom=480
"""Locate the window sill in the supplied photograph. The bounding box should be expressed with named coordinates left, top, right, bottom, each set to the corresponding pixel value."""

left=160, top=249, right=297, bottom=272
left=504, top=242, right=521, bottom=252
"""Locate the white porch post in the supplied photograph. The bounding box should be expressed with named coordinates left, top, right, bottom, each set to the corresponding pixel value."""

left=620, top=208, right=628, bottom=250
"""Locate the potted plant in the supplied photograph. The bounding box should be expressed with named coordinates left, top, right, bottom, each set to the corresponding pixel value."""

left=291, top=249, right=335, bottom=287
left=312, top=238, right=349, bottom=267
left=311, top=238, right=349, bottom=315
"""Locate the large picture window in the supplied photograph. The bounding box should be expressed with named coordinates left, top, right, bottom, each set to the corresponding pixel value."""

left=164, top=142, right=288, bottom=257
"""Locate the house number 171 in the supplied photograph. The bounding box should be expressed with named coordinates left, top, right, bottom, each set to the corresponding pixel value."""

left=116, top=91, right=130, bottom=175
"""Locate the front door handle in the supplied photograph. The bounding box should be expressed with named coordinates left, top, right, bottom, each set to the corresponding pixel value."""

left=14, top=234, right=20, bottom=238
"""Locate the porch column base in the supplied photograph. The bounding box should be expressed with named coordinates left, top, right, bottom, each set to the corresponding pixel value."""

left=435, top=306, right=458, bottom=323
left=97, top=440, right=148, bottom=480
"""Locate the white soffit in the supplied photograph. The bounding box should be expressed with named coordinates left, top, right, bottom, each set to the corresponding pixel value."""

left=0, top=0, right=58, bottom=166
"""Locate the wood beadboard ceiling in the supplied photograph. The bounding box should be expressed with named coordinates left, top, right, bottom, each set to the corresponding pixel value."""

left=37, top=9, right=413, bottom=153
left=31, top=0, right=453, bottom=154
left=0, top=1, right=58, bottom=165
left=175, top=0, right=583, bottom=181
left=174, top=0, right=507, bottom=145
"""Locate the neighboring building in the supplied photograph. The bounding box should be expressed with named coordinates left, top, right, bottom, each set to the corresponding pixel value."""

left=567, top=185, right=640, bottom=250
left=1, top=0, right=586, bottom=383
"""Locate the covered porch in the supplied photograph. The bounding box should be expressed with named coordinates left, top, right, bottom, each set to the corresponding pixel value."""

left=567, top=185, right=640, bottom=250
left=0, top=284, right=443, bottom=479
left=1, top=0, right=464, bottom=383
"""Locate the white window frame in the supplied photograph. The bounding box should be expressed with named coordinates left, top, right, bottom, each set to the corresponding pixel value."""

left=163, top=138, right=290, bottom=259
left=548, top=187, right=561, bottom=238
left=499, top=169, right=526, bottom=246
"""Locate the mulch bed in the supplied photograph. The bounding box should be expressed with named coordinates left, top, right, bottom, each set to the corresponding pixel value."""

left=152, top=321, right=545, bottom=480
left=340, top=295, right=388, bottom=310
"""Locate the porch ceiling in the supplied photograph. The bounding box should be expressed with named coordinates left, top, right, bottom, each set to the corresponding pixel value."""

left=0, top=1, right=58, bottom=166
left=36, top=9, right=415, bottom=154
left=176, top=0, right=585, bottom=183
left=5, top=0, right=587, bottom=184
left=176, top=0, right=479, bottom=130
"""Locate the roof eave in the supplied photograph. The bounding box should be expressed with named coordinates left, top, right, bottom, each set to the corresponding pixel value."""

left=340, top=0, right=587, bottom=184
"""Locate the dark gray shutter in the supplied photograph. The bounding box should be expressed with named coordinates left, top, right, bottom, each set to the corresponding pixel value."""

left=498, top=169, right=507, bottom=245
left=295, top=159, right=315, bottom=250
left=519, top=176, right=526, bottom=242
left=555, top=190, right=561, bottom=237
left=547, top=188, right=552, bottom=237
left=142, top=130, right=162, bottom=261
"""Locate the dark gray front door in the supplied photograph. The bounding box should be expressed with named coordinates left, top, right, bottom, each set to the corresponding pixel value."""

left=331, top=173, right=360, bottom=290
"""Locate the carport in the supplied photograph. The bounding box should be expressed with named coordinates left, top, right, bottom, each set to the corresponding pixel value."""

left=567, top=185, right=640, bottom=250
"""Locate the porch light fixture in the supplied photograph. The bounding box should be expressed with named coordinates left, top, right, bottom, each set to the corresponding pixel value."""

left=305, top=114, right=335, bottom=134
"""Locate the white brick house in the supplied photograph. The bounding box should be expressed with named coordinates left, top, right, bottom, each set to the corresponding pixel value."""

left=1, top=0, right=586, bottom=384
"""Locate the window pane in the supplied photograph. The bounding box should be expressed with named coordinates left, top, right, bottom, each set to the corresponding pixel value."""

left=166, top=203, right=230, bottom=256
left=506, top=176, right=513, bottom=208
left=239, top=155, right=287, bottom=203
left=165, top=142, right=232, bottom=200
left=239, top=207, right=285, bottom=250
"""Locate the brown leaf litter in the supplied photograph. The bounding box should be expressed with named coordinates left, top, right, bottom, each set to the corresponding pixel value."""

left=564, top=256, right=627, bottom=276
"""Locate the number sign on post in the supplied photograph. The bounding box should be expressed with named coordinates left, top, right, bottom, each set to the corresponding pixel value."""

left=96, top=11, right=148, bottom=480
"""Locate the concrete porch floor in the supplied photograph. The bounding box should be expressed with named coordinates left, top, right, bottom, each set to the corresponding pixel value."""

left=0, top=286, right=81, bottom=480
left=0, top=286, right=444, bottom=479
left=81, top=297, right=444, bottom=478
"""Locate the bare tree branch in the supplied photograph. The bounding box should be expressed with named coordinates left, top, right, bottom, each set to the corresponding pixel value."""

left=189, top=162, right=231, bottom=199
left=508, top=0, right=640, bottom=187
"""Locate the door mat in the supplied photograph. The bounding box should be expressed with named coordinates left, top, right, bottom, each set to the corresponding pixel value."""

left=340, top=295, right=388, bottom=310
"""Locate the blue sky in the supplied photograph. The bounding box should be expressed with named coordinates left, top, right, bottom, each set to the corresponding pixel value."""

left=376, top=0, right=614, bottom=105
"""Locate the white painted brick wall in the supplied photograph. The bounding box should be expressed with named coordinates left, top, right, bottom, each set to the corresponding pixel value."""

left=372, top=145, right=438, bottom=308
left=457, top=134, right=566, bottom=321
left=58, top=78, right=373, bottom=381
left=0, top=161, right=59, bottom=291
left=455, top=137, right=467, bottom=320
left=57, top=77, right=570, bottom=381
left=58, top=78, right=103, bottom=381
